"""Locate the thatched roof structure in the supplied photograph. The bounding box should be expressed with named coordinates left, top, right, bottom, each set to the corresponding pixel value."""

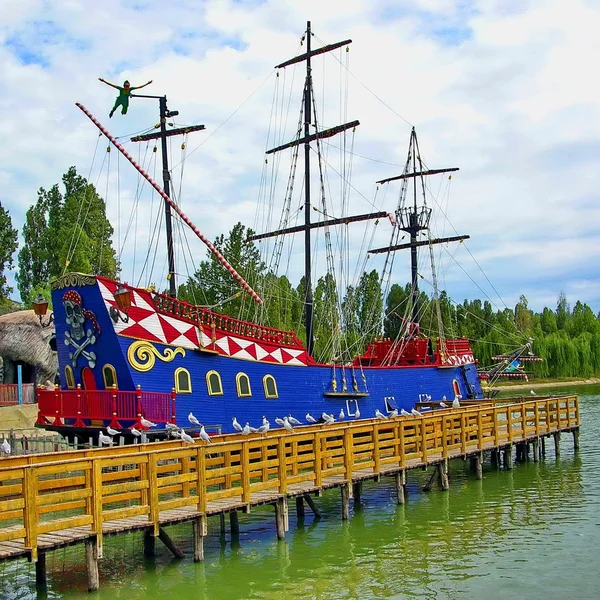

left=0, top=310, right=57, bottom=384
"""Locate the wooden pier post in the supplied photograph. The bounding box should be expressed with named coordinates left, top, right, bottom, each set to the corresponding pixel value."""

left=230, top=511, right=240, bottom=537
left=541, top=436, right=546, bottom=457
left=490, top=449, right=498, bottom=469
left=532, top=439, right=539, bottom=463
left=35, top=551, right=46, bottom=587
left=573, top=428, right=580, bottom=451
left=423, top=466, right=437, bottom=492
left=394, top=470, right=406, bottom=505
left=352, top=482, right=362, bottom=504
left=296, top=496, right=305, bottom=519
left=553, top=432, right=561, bottom=457
left=275, top=498, right=288, bottom=539
left=193, top=515, right=206, bottom=562
left=143, top=530, right=155, bottom=557
left=304, top=494, right=321, bottom=518
left=220, top=513, right=226, bottom=535
left=440, top=459, right=450, bottom=491
left=474, top=452, right=483, bottom=480
left=158, top=527, right=185, bottom=558
left=85, top=538, right=100, bottom=592
left=341, top=483, right=350, bottom=520
left=504, top=445, right=513, bottom=470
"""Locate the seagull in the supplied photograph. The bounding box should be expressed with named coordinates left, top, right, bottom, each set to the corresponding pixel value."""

left=262, top=415, right=269, bottom=427
left=323, top=415, right=335, bottom=425
left=400, top=409, right=411, bottom=417
left=166, top=422, right=180, bottom=431
left=98, top=431, right=113, bottom=446
left=530, top=390, right=537, bottom=396
left=188, top=412, right=200, bottom=426
left=375, top=409, right=387, bottom=420
left=321, top=412, right=334, bottom=422
left=440, top=402, right=448, bottom=408
left=442, top=395, right=447, bottom=402
left=283, top=416, right=294, bottom=433
left=275, top=417, right=286, bottom=427
left=411, top=408, right=422, bottom=417
left=355, top=406, right=361, bottom=419
left=288, top=415, right=302, bottom=426
left=140, top=417, right=157, bottom=428
left=130, top=427, right=142, bottom=437
left=1, top=439, right=10, bottom=454
left=258, top=420, right=270, bottom=434
left=306, top=413, right=318, bottom=424
left=339, top=409, right=345, bottom=420
left=199, top=425, right=211, bottom=443
left=180, top=430, right=195, bottom=444
left=106, top=426, right=120, bottom=436
left=388, top=409, right=398, bottom=418
left=242, top=422, right=251, bottom=435
left=232, top=417, right=243, bottom=432
left=171, top=429, right=181, bottom=438
left=452, top=397, right=461, bottom=409
left=248, top=425, right=258, bottom=433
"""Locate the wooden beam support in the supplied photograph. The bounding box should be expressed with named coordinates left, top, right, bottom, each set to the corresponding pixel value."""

left=352, top=482, right=362, bottom=504
left=474, top=453, right=483, bottom=481
left=341, top=483, right=350, bottom=520
left=296, top=496, right=305, bottom=519
left=85, top=538, right=100, bottom=592
left=422, top=467, right=438, bottom=492
left=394, top=470, right=406, bottom=504
left=504, top=445, right=513, bottom=470
left=304, top=494, right=321, bottom=518
left=573, top=428, right=580, bottom=451
left=143, top=530, right=156, bottom=556
left=275, top=498, right=287, bottom=539
left=230, top=511, right=240, bottom=537
left=553, top=432, right=561, bottom=457
left=532, top=439, right=539, bottom=463
left=158, top=527, right=185, bottom=558
left=193, top=515, right=207, bottom=562
left=35, top=551, right=47, bottom=587
left=490, top=449, right=498, bottom=469
left=440, top=460, right=450, bottom=491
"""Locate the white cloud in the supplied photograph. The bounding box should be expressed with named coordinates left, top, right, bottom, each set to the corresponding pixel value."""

left=1, top=0, right=600, bottom=315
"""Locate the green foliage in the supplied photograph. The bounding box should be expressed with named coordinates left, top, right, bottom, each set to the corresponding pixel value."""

left=0, top=201, right=18, bottom=300
left=16, top=167, right=118, bottom=304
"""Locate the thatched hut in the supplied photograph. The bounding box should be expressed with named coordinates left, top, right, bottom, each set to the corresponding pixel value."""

left=0, top=311, right=57, bottom=385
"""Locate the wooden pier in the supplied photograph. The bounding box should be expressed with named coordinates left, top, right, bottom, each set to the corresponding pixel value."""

left=0, top=395, right=580, bottom=591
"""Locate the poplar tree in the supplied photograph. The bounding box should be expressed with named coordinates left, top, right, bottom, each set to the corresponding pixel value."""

left=0, top=202, right=18, bottom=302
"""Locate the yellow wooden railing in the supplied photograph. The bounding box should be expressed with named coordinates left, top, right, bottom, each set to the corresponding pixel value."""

left=0, top=396, right=579, bottom=560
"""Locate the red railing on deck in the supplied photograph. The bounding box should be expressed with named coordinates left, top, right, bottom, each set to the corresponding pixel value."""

left=36, top=386, right=175, bottom=429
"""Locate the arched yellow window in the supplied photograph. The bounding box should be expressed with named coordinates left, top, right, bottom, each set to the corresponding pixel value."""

left=236, top=373, right=252, bottom=397
left=175, top=368, right=192, bottom=393
left=206, top=370, right=223, bottom=396
left=263, top=375, right=278, bottom=399
left=64, top=365, right=75, bottom=389
left=102, top=365, right=118, bottom=389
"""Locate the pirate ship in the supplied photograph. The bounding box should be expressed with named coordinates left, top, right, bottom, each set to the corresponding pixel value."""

left=36, top=22, right=489, bottom=438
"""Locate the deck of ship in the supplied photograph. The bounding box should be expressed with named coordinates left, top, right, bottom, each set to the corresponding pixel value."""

left=0, top=395, right=580, bottom=591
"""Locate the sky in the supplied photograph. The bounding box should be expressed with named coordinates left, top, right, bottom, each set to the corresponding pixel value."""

left=1, top=0, right=599, bottom=316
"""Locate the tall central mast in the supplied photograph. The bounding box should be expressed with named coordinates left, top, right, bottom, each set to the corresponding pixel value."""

left=248, top=22, right=386, bottom=357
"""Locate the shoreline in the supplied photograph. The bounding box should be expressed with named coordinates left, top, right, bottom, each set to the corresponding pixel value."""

left=494, top=377, right=600, bottom=392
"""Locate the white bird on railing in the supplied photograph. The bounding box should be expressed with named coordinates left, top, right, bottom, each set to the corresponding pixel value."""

left=242, top=422, right=251, bottom=435
left=106, top=426, right=120, bottom=436
left=442, top=395, right=447, bottom=402
left=321, top=412, right=334, bottom=422
left=1, top=439, right=10, bottom=454
left=188, top=412, right=200, bottom=426
left=339, top=409, right=345, bottom=420
left=258, top=420, right=270, bottom=434
left=130, top=427, right=142, bottom=437
left=180, top=430, right=195, bottom=444
left=283, top=416, right=294, bottom=433
left=232, top=417, right=243, bottom=432
left=98, top=432, right=113, bottom=446
left=275, top=417, right=286, bottom=427
left=166, top=422, right=180, bottom=431
left=262, top=415, right=269, bottom=427
left=199, top=425, right=211, bottom=443
left=440, top=402, right=448, bottom=408
left=411, top=408, right=422, bottom=417
left=530, top=390, right=537, bottom=396
left=400, top=409, right=411, bottom=417
left=288, top=415, right=302, bottom=426
left=248, top=424, right=258, bottom=433
left=140, top=417, right=157, bottom=428
left=375, top=409, right=387, bottom=420
left=306, top=413, right=318, bottom=424
left=452, top=397, right=461, bottom=409
left=388, top=409, right=398, bottom=418
left=355, top=406, right=361, bottom=419
left=171, top=429, right=181, bottom=438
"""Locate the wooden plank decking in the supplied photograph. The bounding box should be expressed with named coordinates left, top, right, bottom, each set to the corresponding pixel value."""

left=0, top=395, right=580, bottom=564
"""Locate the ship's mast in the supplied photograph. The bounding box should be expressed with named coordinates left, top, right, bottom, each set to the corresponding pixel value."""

left=248, top=21, right=386, bottom=356
left=130, top=95, right=205, bottom=297
left=370, top=128, right=467, bottom=327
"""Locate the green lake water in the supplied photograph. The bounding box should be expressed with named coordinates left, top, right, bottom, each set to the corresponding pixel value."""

left=2, top=386, right=598, bottom=599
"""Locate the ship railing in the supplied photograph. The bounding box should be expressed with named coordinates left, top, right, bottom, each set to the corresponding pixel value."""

left=151, top=290, right=304, bottom=348
left=36, top=385, right=175, bottom=430
left=0, top=384, right=36, bottom=406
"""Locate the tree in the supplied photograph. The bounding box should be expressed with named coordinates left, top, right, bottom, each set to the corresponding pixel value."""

left=556, top=291, right=570, bottom=330
left=0, top=202, right=18, bottom=301
left=16, top=167, right=118, bottom=304
left=515, top=294, right=533, bottom=333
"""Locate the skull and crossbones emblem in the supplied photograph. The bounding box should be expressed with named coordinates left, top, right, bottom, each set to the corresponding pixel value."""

left=62, top=290, right=101, bottom=368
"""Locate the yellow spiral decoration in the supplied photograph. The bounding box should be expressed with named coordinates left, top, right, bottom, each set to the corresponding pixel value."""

left=127, top=340, right=186, bottom=372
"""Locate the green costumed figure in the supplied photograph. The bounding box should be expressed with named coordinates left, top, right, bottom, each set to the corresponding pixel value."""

left=98, top=77, right=153, bottom=117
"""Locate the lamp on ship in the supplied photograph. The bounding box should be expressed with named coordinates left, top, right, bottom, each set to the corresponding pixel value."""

left=109, top=284, right=132, bottom=324
left=32, top=295, right=54, bottom=328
